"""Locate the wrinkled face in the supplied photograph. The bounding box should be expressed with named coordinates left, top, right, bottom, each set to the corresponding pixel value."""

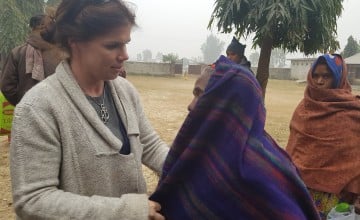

left=70, top=24, right=131, bottom=81
left=312, top=64, right=334, bottom=89
left=187, top=74, right=211, bottom=112
left=226, top=51, right=242, bottom=64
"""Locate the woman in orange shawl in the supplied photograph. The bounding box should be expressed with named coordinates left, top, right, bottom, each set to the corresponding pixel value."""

left=286, top=54, right=360, bottom=218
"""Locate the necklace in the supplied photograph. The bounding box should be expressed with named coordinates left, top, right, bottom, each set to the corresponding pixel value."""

left=88, top=87, right=109, bottom=124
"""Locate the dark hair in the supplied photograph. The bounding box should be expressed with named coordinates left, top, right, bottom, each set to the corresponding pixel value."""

left=51, top=0, right=136, bottom=53
left=312, top=57, right=329, bottom=75
left=29, top=14, right=47, bottom=29
left=315, top=56, right=327, bottom=65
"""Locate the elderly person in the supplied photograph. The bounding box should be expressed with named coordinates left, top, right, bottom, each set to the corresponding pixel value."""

left=286, top=54, right=360, bottom=219
left=150, top=55, right=320, bottom=220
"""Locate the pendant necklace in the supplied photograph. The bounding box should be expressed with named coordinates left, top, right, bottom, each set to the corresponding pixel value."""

left=88, top=86, right=109, bottom=124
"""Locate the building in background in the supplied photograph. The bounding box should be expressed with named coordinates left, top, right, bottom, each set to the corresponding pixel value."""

left=289, top=58, right=317, bottom=80
left=345, top=53, right=360, bottom=85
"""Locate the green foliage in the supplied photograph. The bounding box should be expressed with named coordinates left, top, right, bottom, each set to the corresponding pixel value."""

left=162, top=53, right=179, bottom=64
left=46, top=0, right=61, bottom=7
left=208, top=0, right=344, bottom=96
left=0, top=0, right=45, bottom=56
left=209, top=0, right=343, bottom=55
left=155, top=52, right=163, bottom=61
left=0, top=0, right=28, bottom=55
left=200, top=34, right=225, bottom=63
left=15, top=0, right=44, bottom=19
left=343, top=36, right=360, bottom=58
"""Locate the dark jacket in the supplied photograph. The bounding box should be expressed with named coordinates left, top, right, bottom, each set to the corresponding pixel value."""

left=0, top=33, right=64, bottom=105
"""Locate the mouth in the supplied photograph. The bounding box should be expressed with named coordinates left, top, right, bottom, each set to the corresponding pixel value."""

left=111, top=66, right=123, bottom=72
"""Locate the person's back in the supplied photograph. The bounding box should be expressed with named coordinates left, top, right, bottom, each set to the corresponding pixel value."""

left=150, top=55, right=320, bottom=220
left=1, top=14, right=64, bottom=106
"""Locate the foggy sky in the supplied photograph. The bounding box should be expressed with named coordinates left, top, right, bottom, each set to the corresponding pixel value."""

left=127, top=0, right=360, bottom=61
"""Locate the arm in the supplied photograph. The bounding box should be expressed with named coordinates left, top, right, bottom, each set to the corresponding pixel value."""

left=128, top=86, right=168, bottom=174
left=138, top=100, right=169, bottom=174
left=1, top=50, right=20, bottom=105
left=10, top=101, right=149, bottom=220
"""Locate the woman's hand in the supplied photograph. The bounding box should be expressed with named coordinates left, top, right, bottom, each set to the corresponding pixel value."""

left=148, top=200, right=165, bottom=220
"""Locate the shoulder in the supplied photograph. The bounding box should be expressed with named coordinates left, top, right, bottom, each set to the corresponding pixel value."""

left=112, top=77, right=139, bottom=97
left=4, top=44, right=27, bottom=63
left=11, top=44, right=27, bottom=56
left=18, top=74, right=61, bottom=108
left=109, top=77, right=144, bottom=112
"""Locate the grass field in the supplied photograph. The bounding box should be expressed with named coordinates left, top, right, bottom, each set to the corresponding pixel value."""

left=1, top=74, right=358, bottom=219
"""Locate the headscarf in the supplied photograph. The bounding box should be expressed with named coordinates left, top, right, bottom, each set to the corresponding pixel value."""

left=226, top=37, right=246, bottom=57
left=310, top=54, right=343, bottom=88
left=286, top=54, right=360, bottom=195
left=150, top=56, right=319, bottom=220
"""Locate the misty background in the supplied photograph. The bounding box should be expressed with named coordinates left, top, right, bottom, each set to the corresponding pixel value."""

left=127, top=0, right=360, bottom=66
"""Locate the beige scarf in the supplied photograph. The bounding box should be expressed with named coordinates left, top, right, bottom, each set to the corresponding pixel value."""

left=25, top=44, right=45, bottom=81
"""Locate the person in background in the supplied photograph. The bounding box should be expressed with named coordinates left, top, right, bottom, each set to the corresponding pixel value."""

left=226, top=36, right=252, bottom=71
left=9, top=0, right=168, bottom=219
left=1, top=14, right=64, bottom=106
left=286, top=54, right=360, bottom=219
left=150, top=55, right=320, bottom=220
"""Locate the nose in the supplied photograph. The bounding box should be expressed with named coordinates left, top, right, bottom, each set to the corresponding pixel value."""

left=187, top=98, right=197, bottom=112
left=316, top=76, right=324, bottom=84
left=117, top=47, right=129, bottom=62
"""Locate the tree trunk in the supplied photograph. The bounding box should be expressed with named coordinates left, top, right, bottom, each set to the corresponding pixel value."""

left=256, top=36, right=273, bottom=99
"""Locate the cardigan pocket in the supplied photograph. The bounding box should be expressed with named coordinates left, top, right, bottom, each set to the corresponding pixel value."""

left=79, top=150, right=145, bottom=194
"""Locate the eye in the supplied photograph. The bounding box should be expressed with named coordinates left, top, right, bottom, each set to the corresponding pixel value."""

left=312, top=73, right=319, bottom=79
left=107, top=44, right=119, bottom=49
left=104, top=42, right=125, bottom=50
left=104, top=44, right=117, bottom=49
left=193, top=88, right=203, bottom=97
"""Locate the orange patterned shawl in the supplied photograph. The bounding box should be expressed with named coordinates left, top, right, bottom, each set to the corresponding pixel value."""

left=286, top=54, right=360, bottom=195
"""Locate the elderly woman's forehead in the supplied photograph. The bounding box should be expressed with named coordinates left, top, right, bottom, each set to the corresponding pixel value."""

left=195, top=74, right=210, bottom=88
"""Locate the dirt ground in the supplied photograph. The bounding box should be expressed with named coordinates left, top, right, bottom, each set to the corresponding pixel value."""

left=1, top=75, right=358, bottom=219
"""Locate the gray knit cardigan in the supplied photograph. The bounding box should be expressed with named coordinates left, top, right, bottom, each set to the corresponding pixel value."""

left=10, top=60, right=169, bottom=220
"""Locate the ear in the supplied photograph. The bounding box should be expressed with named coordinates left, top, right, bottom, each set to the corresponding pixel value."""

left=68, top=38, right=78, bottom=50
left=68, top=38, right=81, bottom=57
